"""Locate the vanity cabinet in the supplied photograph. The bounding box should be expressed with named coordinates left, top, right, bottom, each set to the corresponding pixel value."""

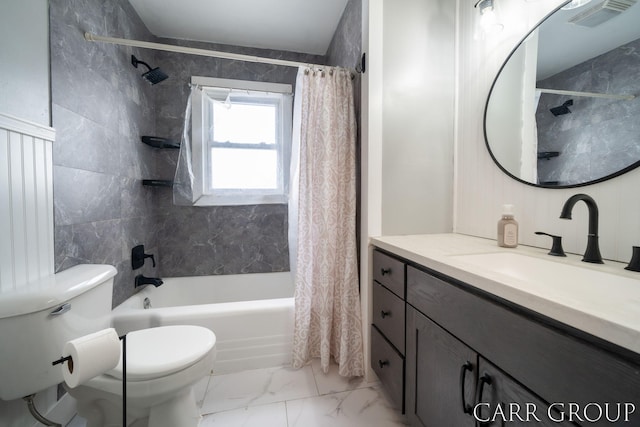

left=371, top=245, right=640, bottom=426
left=405, top=263, right=640, bottom=427
left=405, top=306, right=476, bottom=426
left=475, top=357, right=572, bottom=427
left=371, top=250, right=406, bottom=411
left=405, top=306, right=572, bottom=427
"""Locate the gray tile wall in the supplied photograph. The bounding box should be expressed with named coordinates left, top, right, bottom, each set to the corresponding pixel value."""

left=151, top=41, right=324, bottom=277
left=536, top=36, right=640, bottom=186
left=326, top=0, right=362, bottom=70
left=50, top=0, right=161, bottom=306
left=50, top=0, right=358, bottom=295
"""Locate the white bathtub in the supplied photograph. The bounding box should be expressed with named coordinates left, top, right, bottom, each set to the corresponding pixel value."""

left=111, top=272, right=294, bottom=375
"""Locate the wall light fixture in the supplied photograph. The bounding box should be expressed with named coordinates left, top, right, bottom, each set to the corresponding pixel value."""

left=475, top=0, right=504, bottom=34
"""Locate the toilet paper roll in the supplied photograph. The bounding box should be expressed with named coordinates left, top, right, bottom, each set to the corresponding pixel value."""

left=62, top=328, right=121, bottom=388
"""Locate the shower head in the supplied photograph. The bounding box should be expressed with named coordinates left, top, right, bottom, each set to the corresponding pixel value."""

left=131, top=55, right=168, bottom=85
left=550, top=99, right=574, bottom=116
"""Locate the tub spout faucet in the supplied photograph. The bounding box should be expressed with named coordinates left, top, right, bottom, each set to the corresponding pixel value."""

left=135, top=275, right=164, bottom=288
left=559, top=193, right=603, bottom=264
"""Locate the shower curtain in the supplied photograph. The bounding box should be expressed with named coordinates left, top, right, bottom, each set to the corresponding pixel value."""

left=173, top=86, right=195, bottom=206
left=289, top=67, right=364, bottom=377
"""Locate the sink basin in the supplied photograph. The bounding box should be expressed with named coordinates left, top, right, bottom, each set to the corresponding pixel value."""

left=451, top=252, right=639, bottom=294
left=449, top=251, right=640, bottom=352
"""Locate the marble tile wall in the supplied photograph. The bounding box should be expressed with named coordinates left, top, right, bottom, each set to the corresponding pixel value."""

left=536, top=36, right=640, bottom=186
left=151, top=41, right=324, bottom=277
left=50, top=0, right=160, bottom=306
left=51, top=0, right=361, bottom=291
left=148, top=1, right=361, bottom=277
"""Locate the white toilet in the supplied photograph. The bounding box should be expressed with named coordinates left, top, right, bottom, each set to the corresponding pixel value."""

left=0, top=264, right=216, bottom=427
left=68, top=325, right=216, bottom=427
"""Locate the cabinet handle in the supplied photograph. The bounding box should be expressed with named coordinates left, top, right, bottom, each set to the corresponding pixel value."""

left=475, top=374, right=494, bottom=426
left=378, top=359, right=389, bottom=369
left=460, top=361, right=474, bottom=414
left=380, top=268, right=391, bottom=276
left=380, top=310, right=390, bottom=318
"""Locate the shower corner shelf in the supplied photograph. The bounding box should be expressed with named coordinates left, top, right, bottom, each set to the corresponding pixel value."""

left=141, top=136, right=180, bottom=149
left=537, top=151, right=560, bottom=160
left=142, top=179, right=173, bottom=188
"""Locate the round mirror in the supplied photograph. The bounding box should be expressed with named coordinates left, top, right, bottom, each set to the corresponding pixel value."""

left=484, top=1, right=640, bottom=188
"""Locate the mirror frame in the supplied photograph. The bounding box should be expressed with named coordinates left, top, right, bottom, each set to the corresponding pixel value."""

left=483, top=4, right=640, bottom=189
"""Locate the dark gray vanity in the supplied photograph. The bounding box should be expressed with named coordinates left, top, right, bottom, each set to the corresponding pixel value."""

left=371, top=243, right=640, bottom=426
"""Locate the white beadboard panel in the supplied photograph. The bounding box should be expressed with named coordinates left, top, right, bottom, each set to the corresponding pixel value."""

left=454, top=0, right=640, bottom=263
left=0, top=113, right=55, bottom=292
left=0, top=129, right=12, bottom=290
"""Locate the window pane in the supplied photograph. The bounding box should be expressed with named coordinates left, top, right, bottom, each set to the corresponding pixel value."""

left=213, top=102, right=276, bottom=145
left=210, top=148, right=278, bottom=189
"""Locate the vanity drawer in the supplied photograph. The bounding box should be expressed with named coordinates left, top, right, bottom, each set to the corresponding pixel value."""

left=373, top=250, right=405, bottom=298
left=371, top=325, right=404, bottom=411
left=372, top=281, right=405, bottom=354
left=406, top=265, right=640, bottom=426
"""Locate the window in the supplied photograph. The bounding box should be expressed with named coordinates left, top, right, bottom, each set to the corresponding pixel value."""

left=191, top=76, right=292, bottom=205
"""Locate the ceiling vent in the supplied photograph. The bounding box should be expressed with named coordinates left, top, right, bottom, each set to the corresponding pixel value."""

left=569, top=0, right=637, bottom=27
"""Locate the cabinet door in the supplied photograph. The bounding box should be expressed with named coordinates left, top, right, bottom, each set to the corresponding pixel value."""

left=475, top=358, right=573, bottom=427
left=406, top=307, right=477, bottom=427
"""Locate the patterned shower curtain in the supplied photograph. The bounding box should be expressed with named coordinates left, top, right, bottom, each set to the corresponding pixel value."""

left=290, top=67, right=364, bottom=377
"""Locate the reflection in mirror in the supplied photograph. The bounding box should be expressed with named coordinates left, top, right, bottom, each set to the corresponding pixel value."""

left=485, top=1, right=640, bottom=187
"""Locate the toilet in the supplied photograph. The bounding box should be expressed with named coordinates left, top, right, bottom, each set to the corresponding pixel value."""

left=0, top=264, right=215, bottom=427
left=68, top=325, right=216, bottom=427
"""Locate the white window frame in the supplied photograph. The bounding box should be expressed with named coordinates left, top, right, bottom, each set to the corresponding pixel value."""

left=191, top=76, right=293, bottom=206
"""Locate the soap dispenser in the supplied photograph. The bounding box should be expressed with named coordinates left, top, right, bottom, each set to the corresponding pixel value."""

left=498, top=204, right=518, bottom=248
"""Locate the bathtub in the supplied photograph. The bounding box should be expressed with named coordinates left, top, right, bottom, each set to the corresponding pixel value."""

left=111, top=272, right=294, bottom=375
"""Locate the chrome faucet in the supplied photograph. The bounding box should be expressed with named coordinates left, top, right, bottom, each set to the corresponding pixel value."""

left=559, top=194, right=603, bottom=264
left=135, top=275, right=164, bottom=288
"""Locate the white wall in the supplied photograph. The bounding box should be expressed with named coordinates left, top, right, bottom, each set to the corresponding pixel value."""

left=455, top=0, right=640, bottom=263
left=0, top=2, right=59, bottom=426
left=361, top=0, right=456, bottom=380
left=0, top=0, right=50, bottom=126
left=380, top=0, right=455, bottom=235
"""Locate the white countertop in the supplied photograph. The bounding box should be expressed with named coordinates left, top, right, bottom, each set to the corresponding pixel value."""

left=370, top=233, right=640, bottom=355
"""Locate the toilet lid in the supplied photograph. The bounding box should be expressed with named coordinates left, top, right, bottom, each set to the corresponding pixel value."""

left=107, top=325, right=216, bottom=381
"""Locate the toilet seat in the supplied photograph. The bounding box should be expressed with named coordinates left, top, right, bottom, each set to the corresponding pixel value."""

left=107, top=325, right=215, bottom=381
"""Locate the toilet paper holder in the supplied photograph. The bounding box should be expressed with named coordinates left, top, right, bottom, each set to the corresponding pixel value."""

left=52, top=334, right=128, bottom=427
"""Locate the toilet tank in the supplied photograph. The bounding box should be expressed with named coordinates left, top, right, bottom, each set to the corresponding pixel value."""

left=0, top=264, right=117, bottom=401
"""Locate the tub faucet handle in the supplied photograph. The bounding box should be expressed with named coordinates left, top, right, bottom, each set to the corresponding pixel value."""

left=535, top=232, right=566, bottom=257
left=146, top=253, right=156, bottom=268
left=132, top=245, right=156, bottom=269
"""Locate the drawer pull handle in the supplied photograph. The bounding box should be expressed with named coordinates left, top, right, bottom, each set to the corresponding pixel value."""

left=460, top=361, right=474, bottom=415
left=380, top=268, right=391, bottom=276
left=378, top=359, right=389, bottom=369
left=380, top=310, right=391, bottom=319
left=475, top=374, right=493, bottom=426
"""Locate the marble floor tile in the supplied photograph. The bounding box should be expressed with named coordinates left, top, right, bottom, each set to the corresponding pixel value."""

left=201, top=365, right=318, bottom=415
left=66, top=415, right=86, bottom=427
left=310, top=358, right=379, bottom=396
left=200, top=402, right=288, bottom=427
left=285, top=386, right=408, bottom=427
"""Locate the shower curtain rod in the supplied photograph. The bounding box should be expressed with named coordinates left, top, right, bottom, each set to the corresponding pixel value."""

left=85, top=32, right=332, bottom=70
left=537, top=87, right=635, bottom=101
